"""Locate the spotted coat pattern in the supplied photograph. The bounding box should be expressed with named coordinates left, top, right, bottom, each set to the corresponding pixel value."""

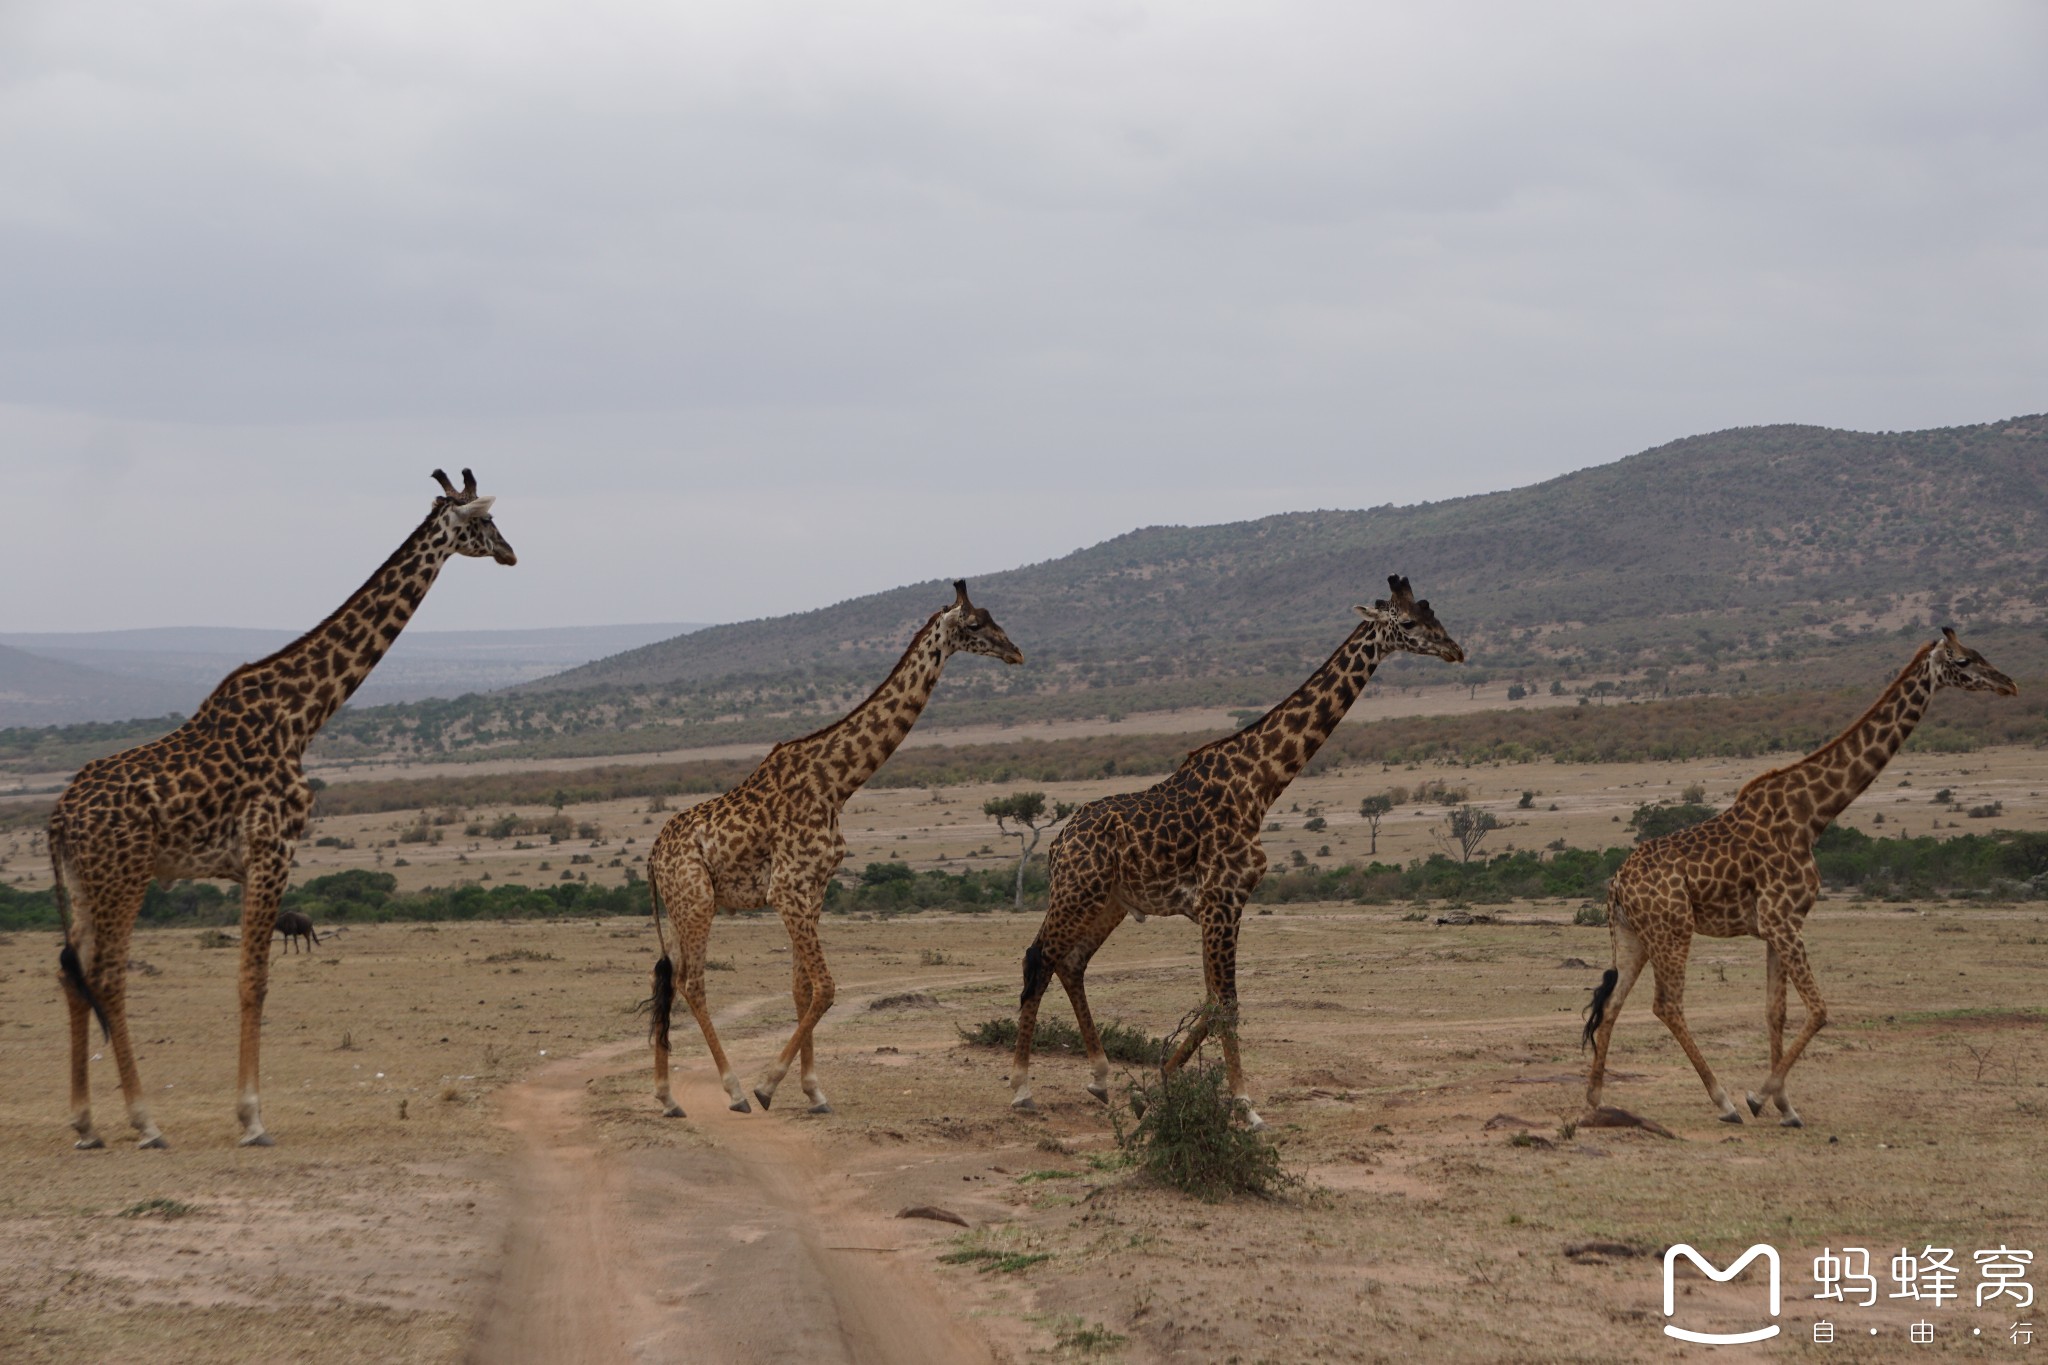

left=51, top=474, right=515, bottom=1149
left=1008, top=576, right=1465, bottom=1127
left=644, top=581, right=1023, bottom=1117
left=1583, top=630, right=2018, bottom=1127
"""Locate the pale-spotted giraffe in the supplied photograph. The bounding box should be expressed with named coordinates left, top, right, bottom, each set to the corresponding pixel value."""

left=1009, top=576, right=1464, bottom=1129
left=645, top=581, right=1024, bottom=1117
left=1583, top=629, right=2017, bottom=1126
left=51, top=470, right=515, bottom=1149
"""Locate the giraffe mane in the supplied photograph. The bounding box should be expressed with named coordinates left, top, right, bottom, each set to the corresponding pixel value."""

left=769, top=609, right=947, bottom=754
left=1734, top=640, right=1936, bottom=800
left=191, top=501, right=449, bottom=717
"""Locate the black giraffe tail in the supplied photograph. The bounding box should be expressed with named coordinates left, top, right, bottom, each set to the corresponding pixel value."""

left=1582, top=968, right=1619, bottom=1050
left=49, top=827, right=110, bottom=1040
left=643, top=879, right=675, bottom=1050
left=1020, top=938, right=1053, bottom=1007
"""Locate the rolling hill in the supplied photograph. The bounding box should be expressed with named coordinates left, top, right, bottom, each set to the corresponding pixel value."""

left=305, top=414, right=2046, bottom=762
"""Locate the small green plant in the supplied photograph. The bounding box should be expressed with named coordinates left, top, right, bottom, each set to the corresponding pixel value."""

left=704, top=958, right=736, bottom=972
left=939, top=1248, right=1054, bottom=1274
left=118, top=1198, right=195, bottom=1220
left=1053, top=1318, right=1129, bottom=1355
left=483, top=948, right=556, bottom=964
left=920, top=947, right=953, bottom=966
left=195, top=929, right=235, bottom=950
left=1573, top=903, right=1609, bottom=927
left=1113, top=1012, right=1294, bottom=1201
left=1015, top=1168, right=1081, bottom=1184
left=959, top=1015, right=1163, bottom=1064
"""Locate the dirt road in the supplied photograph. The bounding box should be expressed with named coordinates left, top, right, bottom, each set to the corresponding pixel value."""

left=471, top=1013, right=997, bottom=1365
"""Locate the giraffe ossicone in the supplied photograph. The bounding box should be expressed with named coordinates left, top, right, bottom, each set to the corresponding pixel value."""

left=51, top=473, right=516, bottom=1150
left=1582, top=630, right=2017, bottom=1127
left=1008, top=574, right=1463, bottom=1128
left=644, top=579, right=1024, bottom=1120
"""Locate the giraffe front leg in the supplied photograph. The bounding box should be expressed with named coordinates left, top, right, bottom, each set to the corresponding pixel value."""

left=1200, top=907, right=1264, bottom=1131
left=235, top=851, right=289, bottom=1147
left=755, top=897, right=834, bottom=1114
left=1747, top=943, right=1793, bottom=1121
left=791, top=958, right=830, bottom=1114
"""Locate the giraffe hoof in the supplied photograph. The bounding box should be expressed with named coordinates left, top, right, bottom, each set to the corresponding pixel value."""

left=1010, top=1096, right=1037, bottom=1112
left=1779, top=1115, right=1805, bottom=1129
left=73, top=1136, right=105, bottom=1151
left=807, top=1102, right=834, bottom=1116
left=729, top=1099, right=752, bottom=1114
left=753, top=1088, right=774, bottom=1111
left=1086, top=1083, right=1110, bottom=1104
left=662, top=1103, right=686, bottom=1118
left=237, top=1132, right=274, bottom=1148
left=1717, top=1110, right=1743, bottom=1125
left=139, top=1134, right=170, bottom=1150
left=1746, top=1092, right=1765, bottom=1117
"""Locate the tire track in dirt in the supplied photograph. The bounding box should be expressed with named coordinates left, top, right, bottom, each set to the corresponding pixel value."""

left=470, top=989, right=999, bottom=1365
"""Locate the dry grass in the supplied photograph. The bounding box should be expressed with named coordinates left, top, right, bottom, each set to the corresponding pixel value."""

left=0, top=894, right=2040, bottom=1361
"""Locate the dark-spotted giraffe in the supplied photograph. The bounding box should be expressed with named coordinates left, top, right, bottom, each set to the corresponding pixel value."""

left=1583, top=629, right=2018, bottom=1127
left=51, top=471, right=516, bottom=1149
left=646, top=581, right=1023, bottom=1117
left=1009, top=576, right=1464, bottom=1128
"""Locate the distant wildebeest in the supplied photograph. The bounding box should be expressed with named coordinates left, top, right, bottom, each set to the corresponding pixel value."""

left=274, top=911, right=321, bottom=954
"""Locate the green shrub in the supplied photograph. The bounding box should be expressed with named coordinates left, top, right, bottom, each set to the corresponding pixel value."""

left=1116, top=1057, right=1292, bottom=1201
left=959, top=1014, right=1163, bottom=1064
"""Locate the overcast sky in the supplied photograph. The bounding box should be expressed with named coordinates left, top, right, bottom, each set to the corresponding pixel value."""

left=3, top=1, right=2044, bottom=633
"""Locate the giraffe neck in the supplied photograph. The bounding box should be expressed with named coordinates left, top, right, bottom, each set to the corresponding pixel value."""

left=1750, top=643, right=1937, bottom=841
left=807, top=614, right=950, bottom=806
left=1202, top=623, right=1390, bottom=812
left=192, top=508, right=460, bottom=755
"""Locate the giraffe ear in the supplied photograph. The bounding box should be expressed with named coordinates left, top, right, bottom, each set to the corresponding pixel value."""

left=1356, top=604, right=1376, bottom=617
left=453, top=495, right=495, bottom=520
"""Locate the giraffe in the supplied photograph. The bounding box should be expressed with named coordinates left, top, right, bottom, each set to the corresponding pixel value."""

left=645, top=580, right=1024, bottom=1117
left=51, top=470, right=516, bottom=1149
left=1008, top=576, right=1464, bottom=1128
left=1582, top=629, right=2017, bottom=1127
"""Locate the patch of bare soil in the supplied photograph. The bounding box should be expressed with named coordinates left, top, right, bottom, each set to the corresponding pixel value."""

left=2, top=898, right=2044, bottom=1362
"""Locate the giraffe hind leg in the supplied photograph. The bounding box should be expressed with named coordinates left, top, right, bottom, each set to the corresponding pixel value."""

left=1751, top=933, right=1825, bottom=1128
left=1646, top=937, right=1742, bottom=1123
left=60, top=947, right=104, bottom=1149
left=1583, top=919, right=1648, bottom=1115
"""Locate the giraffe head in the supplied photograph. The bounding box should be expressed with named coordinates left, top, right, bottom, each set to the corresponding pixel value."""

left=938, top=580, right=1025, bottom=665
left=1931, top=627, right=2017, bottom=696
left=431, top=468, right=518, bottom=566
left=1355, top=574, right=1465, bottom=663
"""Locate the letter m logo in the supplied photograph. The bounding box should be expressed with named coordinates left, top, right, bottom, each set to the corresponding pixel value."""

left=1663, top=1243, right=1782, bottom=1344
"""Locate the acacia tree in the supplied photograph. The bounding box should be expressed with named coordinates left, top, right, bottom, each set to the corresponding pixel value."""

left=984, top=791, right=1076, bottom=909
left=1357, top=794, right=1394, bottom=856
left=1438, top=805, right=1502, bottom=863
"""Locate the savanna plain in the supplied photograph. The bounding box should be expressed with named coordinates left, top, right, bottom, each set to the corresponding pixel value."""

left=1, top=746, right=2044, bottom=1364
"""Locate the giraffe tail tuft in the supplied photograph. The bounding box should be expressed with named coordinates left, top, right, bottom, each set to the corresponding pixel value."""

left=1020, top=939, right=1053, bottom=1008
left=645, top=955, right=676, bottom=1051
left=59, top=944, right=110, bottom=1041
left=1581, top=968, right=1618, bottom=1050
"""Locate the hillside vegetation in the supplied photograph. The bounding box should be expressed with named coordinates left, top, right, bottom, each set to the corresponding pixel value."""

left=304, top=416, right=2047, bottom=762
